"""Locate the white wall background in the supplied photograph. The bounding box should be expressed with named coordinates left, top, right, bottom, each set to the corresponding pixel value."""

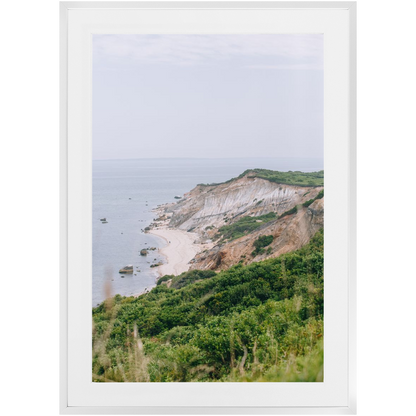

left=0, top=0, right=415, bottom=415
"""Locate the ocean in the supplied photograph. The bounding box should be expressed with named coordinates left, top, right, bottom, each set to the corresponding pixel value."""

left=92, top=157, right=323, bottom=306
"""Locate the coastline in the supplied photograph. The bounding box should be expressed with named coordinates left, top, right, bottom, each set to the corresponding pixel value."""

left=132, top=206, right=212, bottom=298
left=149, top=227, right=212, bottom=277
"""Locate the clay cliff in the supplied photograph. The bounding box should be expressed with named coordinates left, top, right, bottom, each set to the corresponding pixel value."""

left=162, top=170, right=323, bottom=271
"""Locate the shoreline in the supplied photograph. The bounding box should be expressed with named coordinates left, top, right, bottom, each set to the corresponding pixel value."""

left=149, top=227, right=211, bottom=277
left=132, top=204, right=213, bottom=298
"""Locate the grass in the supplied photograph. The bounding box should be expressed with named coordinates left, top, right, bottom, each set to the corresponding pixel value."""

left=158, top=269, right=217, bottom=289
left=246, top=169, right=324, bottom=187
left=92, top=229, right=323, bottom=382
left=198, top=169, right=324, bottom=188
left=303, top=190, right=324, bottom=208
left=279, top=205, right=298, bottom=219
left=215, top=212, right=277, bottom=242
left=251, top=235, right=274, bottom=257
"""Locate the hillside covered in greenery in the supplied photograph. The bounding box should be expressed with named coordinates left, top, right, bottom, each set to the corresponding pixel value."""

left=246, top=169, right=324, bottom=187
left=199, top=169, right=324, bottom=187
left=92, top=229, right=324, bottom=382
left=216, top=212, right=277, bottom=242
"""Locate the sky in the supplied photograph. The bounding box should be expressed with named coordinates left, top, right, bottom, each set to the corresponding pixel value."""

left=92, top=34, right=323, bottom=160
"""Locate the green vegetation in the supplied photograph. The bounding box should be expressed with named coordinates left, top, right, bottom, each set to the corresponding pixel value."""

left=157, top=270, right=216, bottom=288
left=279, top=205, right=298, bottom=219
left=198, top=169, right=324, bottom=187
left=252, top=235, right=274, bottom=257
left=170, top=269, right=216, bottom=289
left=303, top=190, right=324, bottom=208
left=92, top=229, right=323, bottom=382
left=156, top=275, right=173, bottom=286
left=245, top=169, right=324, bottom=187
left=216, top=212, right=276, bottom=241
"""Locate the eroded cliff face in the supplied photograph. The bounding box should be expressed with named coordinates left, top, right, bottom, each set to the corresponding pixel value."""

left=191, top=197, right=323, bottom=270
left=163, top=172, right=323, bottom=271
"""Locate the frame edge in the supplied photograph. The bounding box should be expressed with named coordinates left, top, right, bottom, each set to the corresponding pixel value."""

left=59, top=1, right=357, bottom=414
left=60, top=1, right=69, bottom=414
left=347, top=1, right=357, bottom=415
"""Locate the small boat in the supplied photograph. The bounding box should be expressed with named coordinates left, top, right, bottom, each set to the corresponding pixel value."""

left=102, top=221, right=108, bottom=224
left=99, top=218, right=106, bottom=221
left=174, top=195, right=181, bottom=199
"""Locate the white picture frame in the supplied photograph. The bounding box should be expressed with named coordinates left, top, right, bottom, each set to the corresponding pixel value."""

left=60, top=1, right=356, bottom=414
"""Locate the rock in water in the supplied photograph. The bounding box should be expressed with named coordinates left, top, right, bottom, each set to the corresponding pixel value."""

left=119, top=265, right=133, bottom=274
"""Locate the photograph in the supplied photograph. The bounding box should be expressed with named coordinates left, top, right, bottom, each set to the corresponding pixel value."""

left=91, top=34, right=324, bottom=383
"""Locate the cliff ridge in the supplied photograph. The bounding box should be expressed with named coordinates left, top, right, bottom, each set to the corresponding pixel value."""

left=157, top=170, right=323, bottom=270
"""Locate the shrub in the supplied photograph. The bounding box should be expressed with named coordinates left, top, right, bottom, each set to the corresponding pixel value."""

left=279, top=206, right=298, bottom=219
left=199, top=169, right=324, bottom=187
left=303, top=189, right=324, bottom=208
left=252, top=235, right=274, bottom=256
left=157, top=275, right=174, bottom=286
left=92, top=229, right=324, bottom=382
left=216, top=212, right=276, bottom=241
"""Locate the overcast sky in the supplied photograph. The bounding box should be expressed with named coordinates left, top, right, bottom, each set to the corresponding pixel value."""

left=93, top=34, right=323, bottom=160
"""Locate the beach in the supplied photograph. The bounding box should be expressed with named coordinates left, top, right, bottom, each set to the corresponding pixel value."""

left=149, top=227, right=212, bottom=276
left=92, top=158, right=322, bottom=304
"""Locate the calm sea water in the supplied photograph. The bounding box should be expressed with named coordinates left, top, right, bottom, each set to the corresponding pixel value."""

left=92, top=157, right=323, bottom=306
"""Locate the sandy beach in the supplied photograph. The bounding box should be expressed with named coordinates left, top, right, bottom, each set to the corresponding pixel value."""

left=149, top=227, right=208, bottom=276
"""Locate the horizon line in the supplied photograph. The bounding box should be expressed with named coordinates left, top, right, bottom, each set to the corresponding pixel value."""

left=93, top=156, right=324, bottom=162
